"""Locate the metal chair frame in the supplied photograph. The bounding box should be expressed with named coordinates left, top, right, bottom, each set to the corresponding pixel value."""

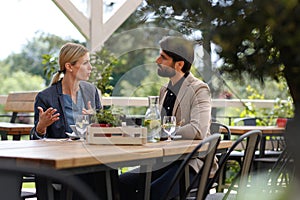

left=162, top=134, right=221, bottom=200
left=205, top=130, right=262, bottom=200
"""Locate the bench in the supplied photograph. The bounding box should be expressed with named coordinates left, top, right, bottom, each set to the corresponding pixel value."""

left=0, top=91, right=38, bottom=140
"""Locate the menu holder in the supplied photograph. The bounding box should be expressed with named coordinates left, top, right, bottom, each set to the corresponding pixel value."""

left=86, top=126, right=147, bottom=145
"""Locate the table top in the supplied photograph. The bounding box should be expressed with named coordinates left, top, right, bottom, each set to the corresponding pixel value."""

left=0, top=122, right=33, bottom=134
left=0, top=139, right=232, bottom=170
left=221, top=126, right=285, bottom=135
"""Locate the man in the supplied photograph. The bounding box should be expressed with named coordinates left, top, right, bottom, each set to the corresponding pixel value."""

left=154, top=36, right=216, bottom=199
left=157, top=36, right=212, bottom=140
left=120, top=36, right=216, bottom=200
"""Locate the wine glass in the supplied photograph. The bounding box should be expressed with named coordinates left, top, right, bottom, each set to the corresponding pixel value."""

left=162, top=116, right=176, bottom=141
left=75, top=114, right=90, bottom=141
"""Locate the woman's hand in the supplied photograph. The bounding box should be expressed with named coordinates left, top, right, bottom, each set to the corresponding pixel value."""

left=82, top=101, right=95, bottom=115
left=36, top=107, right=60, bottom=134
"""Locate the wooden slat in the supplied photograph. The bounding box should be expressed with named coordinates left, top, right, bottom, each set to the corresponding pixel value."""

left=4, top=102, right=34, bottom=113
left=6, top=92, right=38, bottom=101
left=0, top=122, right=34, bottom=135
left=4, top=91, right=38, bottom=112
left=0, top=95, right=7, bottom=105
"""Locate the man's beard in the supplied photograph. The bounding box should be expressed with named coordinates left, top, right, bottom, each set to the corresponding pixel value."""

left=157, top=64, right=176, bottom=77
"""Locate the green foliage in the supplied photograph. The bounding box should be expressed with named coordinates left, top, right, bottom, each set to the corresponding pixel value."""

left=2, top=32, right=77, bottom=85
left=95, top=108, right=122, bottom=127
left=89, top=48, right=118, bottom=97
left=0, top=71, right=44, bottom=94
left=142, top=0, right=300, bottom=120
left=207, top=0, right=300, bottom=118
left=42, top=54, right=58, bottom=84
left=271, top=97, right=294, bottom=119
left=0, top=70, right=44, bottom=114
left=226, top=81, right=294, bottom=126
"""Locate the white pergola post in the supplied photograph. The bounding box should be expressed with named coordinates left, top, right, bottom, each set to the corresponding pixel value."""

left=52, top=0, right=142, bottom=52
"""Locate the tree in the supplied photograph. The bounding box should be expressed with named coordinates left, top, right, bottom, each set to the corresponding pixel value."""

left=142, top=0, right=300, bottom=191
left=2, top=32, right=81, bottom=85
left=205, top=0, right=300, bottom=182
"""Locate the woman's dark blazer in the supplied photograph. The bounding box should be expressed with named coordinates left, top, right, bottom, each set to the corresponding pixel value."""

left=30, top=80, right=101, bottom=139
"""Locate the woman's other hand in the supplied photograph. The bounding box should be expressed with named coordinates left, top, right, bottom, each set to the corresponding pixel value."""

left=82, top=101, right=95, bottom=115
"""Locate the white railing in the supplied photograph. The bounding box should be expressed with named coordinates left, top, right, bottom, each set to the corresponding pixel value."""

left=0, top=94, right=286, bottom=125
left=102, top=97, right=283, bottom=108
left=0, top=94, right=283, bottom=108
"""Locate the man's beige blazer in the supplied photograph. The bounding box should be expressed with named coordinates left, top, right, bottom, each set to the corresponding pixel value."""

left=159, top=73, right=217, bottom=175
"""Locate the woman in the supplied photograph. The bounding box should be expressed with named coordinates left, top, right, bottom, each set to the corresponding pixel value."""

left=30, top=42, right=106, bottom=199
left=31, top=42, right=101, bottom=139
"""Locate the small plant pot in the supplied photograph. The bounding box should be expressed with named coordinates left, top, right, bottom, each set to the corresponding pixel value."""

left=90, top=123, right=112, bottom=137
left=91, top=123, right=112, bottom=127
left=276, top=118, right=287, bottom=128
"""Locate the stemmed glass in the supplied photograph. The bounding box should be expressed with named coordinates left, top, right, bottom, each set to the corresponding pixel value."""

left=75, top=114, right=90, bottom=141
left=162, top=116, right=176, bottom=142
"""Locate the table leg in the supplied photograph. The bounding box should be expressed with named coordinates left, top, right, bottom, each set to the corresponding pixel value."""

left=13, top=134, right=21, bottom=140
left=260, top=136, right=266, bottom=158
left=0, top=130, right=8, bottom=140
left=35, top=176, right=55, bottom=200
left=106, top=169, right=120, bottom=200
left=0, top=170, right=22, bottom=199
left=138, top=165, right=152, bottom=200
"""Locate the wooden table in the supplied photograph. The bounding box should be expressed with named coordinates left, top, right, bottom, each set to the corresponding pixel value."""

left=221, top=126, right=285, bottom=157
left=0, top=139, right=232, bottom=200
left=224, top=126, right=285, bottom=135
left=0, top=122, right=33, bottom=140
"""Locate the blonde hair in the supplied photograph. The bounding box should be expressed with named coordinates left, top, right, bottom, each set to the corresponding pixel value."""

left=50, top=43, right=89, bottom=85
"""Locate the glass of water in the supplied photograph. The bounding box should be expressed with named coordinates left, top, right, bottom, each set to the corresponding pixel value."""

left=75, top=114, right=89, bottom=141
left=162, top=116, right=176, bottom=142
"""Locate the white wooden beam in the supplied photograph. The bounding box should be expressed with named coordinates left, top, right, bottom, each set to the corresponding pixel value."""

left=52, top=0, right=89, bottom=38
left=52, top=0, right=143, bottom=52
left=89, top=0, right=103, bottom=51
left=94, top=0, right=143, bottom=51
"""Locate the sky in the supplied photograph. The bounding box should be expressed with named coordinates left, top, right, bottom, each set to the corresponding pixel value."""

left=0, top=0, right=86, bottom=59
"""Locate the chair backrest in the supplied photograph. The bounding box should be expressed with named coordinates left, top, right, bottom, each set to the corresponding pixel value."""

left=210, top=122, right=231, bottom=140
left=162, top=134, right=221, bottom=200
left=0, top=163, right=99, bottom=200
left=233, top=117, right=263, bottom=126
left=4, top=91, right=37, bottom=123
left=206, top=130, right=262, bottom=198
left=267, top=148, right=294, bottom=190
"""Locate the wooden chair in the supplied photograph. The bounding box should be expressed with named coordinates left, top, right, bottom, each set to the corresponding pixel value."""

left=3, top=91, right=37, bottom=123
left=205, top=130, right=262, bottom=200
left=1, top=92, right=38, bottom=199
left=0, top=163, right=99, bottom=200
left=161, top=134, right=221, bottom=200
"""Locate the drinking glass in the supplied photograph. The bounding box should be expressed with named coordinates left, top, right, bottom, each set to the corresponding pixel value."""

left=75, top=114, right=90, bottom=141
left=162, top=116, right=176, bottom=141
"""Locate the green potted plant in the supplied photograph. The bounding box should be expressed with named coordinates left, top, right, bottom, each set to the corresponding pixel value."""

left=91, top=108, right=121, bottom=127
left=271, top=97, right=294, bottom=127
